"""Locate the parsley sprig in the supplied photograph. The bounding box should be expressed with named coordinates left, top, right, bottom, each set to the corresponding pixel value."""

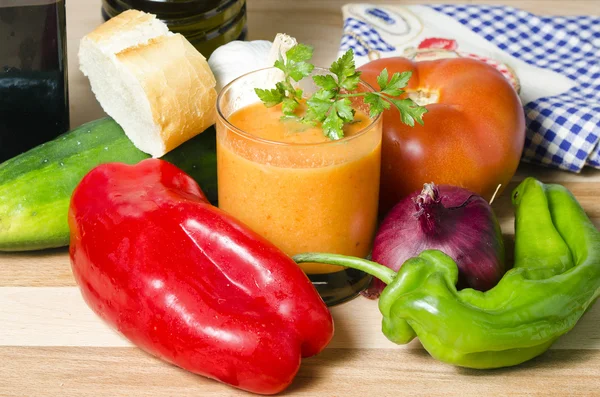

left=255, top=44, right=427, bottom=140
left=254, top=44, right=314, bottom=117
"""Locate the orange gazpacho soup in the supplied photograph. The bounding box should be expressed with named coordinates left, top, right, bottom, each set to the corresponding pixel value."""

left=217, top=101, right=382, bottom=274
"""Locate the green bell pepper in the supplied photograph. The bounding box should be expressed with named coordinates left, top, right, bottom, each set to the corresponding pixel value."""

left=294, top=177, right=600, bottom=369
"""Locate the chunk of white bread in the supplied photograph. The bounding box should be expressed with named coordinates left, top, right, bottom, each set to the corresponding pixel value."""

left=79, top=10, right=217, bottom=157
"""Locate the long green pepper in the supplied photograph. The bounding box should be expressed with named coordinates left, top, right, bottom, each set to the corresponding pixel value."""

left=294, top=178, right=600, bottom=369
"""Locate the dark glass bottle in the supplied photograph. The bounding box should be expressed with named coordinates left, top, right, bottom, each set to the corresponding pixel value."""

left=101, top=0, right=247, bottom=57
left=0, top=0, right=69, bottom=162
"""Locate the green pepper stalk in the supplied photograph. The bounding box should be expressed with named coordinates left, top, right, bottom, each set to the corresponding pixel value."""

left=294, top=178, right=600, bottom=369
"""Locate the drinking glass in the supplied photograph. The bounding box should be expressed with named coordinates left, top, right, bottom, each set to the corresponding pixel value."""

left=216, top=67, right=382, bottom=306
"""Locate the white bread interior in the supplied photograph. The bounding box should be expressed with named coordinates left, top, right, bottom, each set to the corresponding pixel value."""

left=79, top=10, right=217, bottom=157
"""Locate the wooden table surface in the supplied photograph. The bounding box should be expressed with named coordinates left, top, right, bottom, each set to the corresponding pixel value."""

left=2, top=0, right=600, bottom=396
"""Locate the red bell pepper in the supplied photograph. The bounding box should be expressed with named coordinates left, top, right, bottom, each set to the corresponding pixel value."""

left=69, top=159, right=334, bottom=395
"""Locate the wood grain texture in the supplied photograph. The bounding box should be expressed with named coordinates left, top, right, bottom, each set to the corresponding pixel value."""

left=0, top=248, right=71, bottom=287
left=2, top=287, right=600, bottom=350
left=2, top=347, right=599, bottom=397
left=3, top=0, right=600, bottom=396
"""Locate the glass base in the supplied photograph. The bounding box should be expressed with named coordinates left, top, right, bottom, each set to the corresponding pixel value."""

left=309, top=268, right=372, bottom=307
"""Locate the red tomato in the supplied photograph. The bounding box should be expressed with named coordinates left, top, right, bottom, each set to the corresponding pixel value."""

left=359, top=57, right=526, bottom=214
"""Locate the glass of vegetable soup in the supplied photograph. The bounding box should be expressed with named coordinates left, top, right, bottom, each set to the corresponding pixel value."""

left=216, top=67, right=382, bottom=305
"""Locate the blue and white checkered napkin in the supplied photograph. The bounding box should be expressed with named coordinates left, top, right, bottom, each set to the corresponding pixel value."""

left=339, top=4, right=600, bottom=172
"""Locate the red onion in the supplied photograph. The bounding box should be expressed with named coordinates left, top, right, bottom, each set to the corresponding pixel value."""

left=365, top=183, right=505, bottom=298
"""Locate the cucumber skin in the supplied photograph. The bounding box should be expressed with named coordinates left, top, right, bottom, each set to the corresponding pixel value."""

left=0, top=117, right=217, bottom=251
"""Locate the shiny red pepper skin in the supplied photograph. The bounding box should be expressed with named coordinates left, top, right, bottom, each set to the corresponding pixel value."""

left=68, top=159, right=334, bottom=395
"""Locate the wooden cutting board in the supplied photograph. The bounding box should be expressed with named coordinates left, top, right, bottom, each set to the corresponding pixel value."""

left=2, top=1, right=600, bottom=396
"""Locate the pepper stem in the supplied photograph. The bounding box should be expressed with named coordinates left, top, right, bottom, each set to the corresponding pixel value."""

left=292, top=253, right=397, bottom=285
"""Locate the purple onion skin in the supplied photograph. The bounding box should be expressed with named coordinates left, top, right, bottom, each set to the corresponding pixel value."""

left=366, top=183, right=506, bottom=299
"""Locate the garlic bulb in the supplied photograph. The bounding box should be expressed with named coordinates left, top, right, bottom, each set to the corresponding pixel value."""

left=208, top=34, right=298, bottom=92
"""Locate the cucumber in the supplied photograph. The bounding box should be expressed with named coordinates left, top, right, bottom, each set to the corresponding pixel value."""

left=0, top=117, right=217, bottom=251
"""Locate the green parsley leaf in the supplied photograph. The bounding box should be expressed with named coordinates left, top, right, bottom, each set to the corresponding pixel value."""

left=330, top=49, right=361, bottom=91
left=313, top=75, right=338, bottom=90
left=382, top=71, right=412, bottom=97
left=287, top=61, right=315, bottom=82
left=282, top=97, right=299, bottom=115
left=274, top=58, right=286, bottom=74
left=301, top=108, right=320, bottom=126
left=254, top=87, right=284, bottom=108
left=389, top=98, right=428, bottom=126
left=376, top=68, right=389, bottom=91
left=323, top=109, right=344, bottom=140
left=283, top=44, right=315, bottom=82
left=335, top=98, right=355, bottom=122
left=363, top=93, right=390, bottom=118
left=286, top=44, right=314, bottom=63
left=276, top=81, right=294, bottom=94
left=312, top=88, right=336, bottom=101
left=340, top=72, right=361, bottom=91
left=330, top=49, right=354, bottom=79
left=305, top=89, right=335, bottom=122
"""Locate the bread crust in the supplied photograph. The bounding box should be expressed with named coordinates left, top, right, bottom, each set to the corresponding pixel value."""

left=86, top=10, right=157, bottom=42
left=117, top=34, right=217, bottom=153
left=80, top=10, right=217, bottom=156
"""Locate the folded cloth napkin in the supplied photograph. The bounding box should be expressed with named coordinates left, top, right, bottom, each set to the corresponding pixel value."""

left=339, top=4, right=600, bottom=172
